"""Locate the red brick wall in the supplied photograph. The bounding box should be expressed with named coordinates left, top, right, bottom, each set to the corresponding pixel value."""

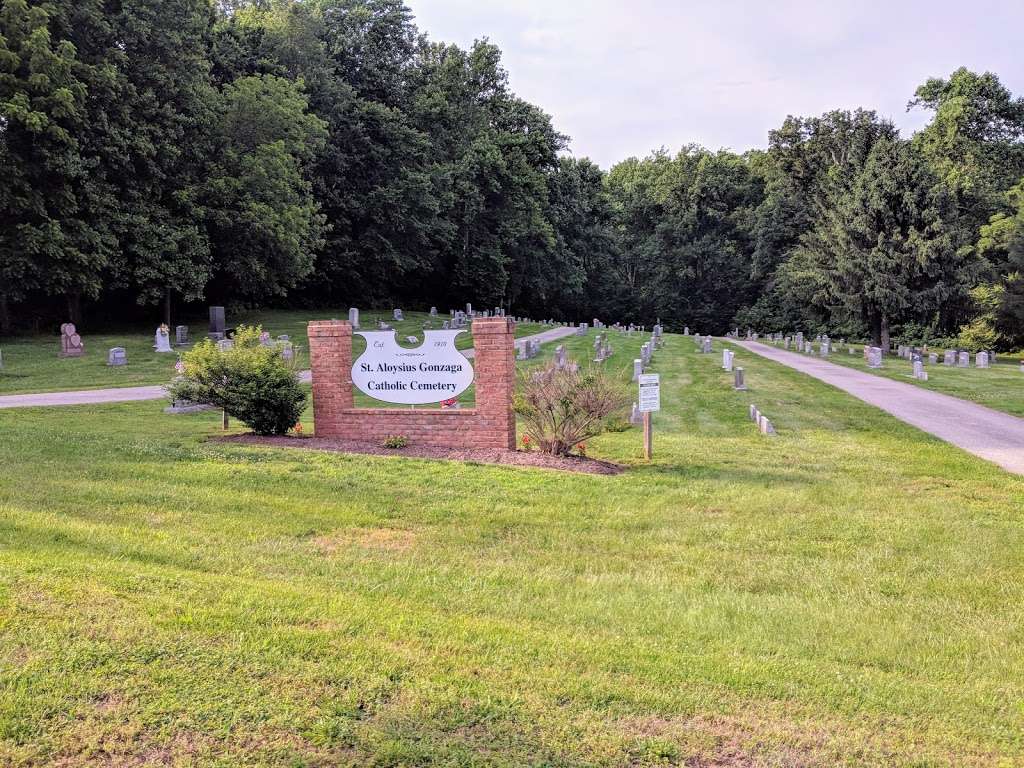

left=308, top=317, right=516, bottom=449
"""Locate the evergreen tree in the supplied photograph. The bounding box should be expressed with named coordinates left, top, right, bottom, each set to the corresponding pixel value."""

left=799, top=138, right=965, bottom=350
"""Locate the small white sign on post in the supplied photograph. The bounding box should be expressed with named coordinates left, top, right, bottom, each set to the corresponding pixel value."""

left=638, top=373, right=660, bottom=412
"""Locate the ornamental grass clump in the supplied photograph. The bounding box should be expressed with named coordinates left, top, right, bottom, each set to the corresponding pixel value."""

left=514, top=363, right=631, bottom=456
left=168, top=325, right=306, bottom=436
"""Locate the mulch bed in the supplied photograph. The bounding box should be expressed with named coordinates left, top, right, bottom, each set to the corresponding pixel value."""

left=218, top=434, right=625, bottom=475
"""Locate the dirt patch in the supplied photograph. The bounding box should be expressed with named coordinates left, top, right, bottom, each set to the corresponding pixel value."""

left=218, top=434, right=625, bottom=475
left=615, top=710, right=993, bottom=767
left=313, top=527, right=417, bottom=555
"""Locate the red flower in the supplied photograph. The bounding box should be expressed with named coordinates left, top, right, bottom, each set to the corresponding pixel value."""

left=293, top=422, right=304, bottom=435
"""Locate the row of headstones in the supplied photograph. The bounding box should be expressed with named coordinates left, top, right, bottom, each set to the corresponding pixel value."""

left=761, top=328, right=1010, bottom=373
left=629, top=324, right=665, bottom=422
left=347, top=305, right=601, bottom=333
left=748, top=404, right=776, bottom=436
left=632, top=324, right=664, bottom=378
left=866, top=346, right=996, bottom=372
left=898, top=345, right=997, bottom=369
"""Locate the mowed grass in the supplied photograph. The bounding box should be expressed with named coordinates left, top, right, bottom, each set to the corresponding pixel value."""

left=0, top=311, right=550, bottom=395
left=1, top=334, right=1023, bottom=766
left=763, top=338, right=1024, bottom=417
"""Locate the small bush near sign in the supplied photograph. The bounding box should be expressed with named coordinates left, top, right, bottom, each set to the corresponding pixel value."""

left=514, top=364, right=630, bottom=456
left=168, top=325, right=306, bottom=436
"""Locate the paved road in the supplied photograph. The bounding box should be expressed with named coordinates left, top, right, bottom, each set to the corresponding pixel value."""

left=0, top=326, right=579, bottom=410
left=731, top=339, right=1024, bottom=476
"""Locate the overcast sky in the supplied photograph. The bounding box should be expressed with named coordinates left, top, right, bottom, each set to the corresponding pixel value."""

left=407, top=0, right=1024, bottom=168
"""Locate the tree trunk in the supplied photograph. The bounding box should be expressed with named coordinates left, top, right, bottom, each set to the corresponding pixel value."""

left=880, top=316, right=891, bottom=355
left=0, top=294, right=10, bottom=336
left=870, top=312, right=882, bottom=348
left=163, top=286, right=172, bottom=327
left=66, top=291, right=82, bottom=325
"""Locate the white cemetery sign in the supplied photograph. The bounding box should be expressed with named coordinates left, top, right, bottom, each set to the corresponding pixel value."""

left=352, top=330, right=474, bottom=404
left=638, top=373, right=661, bottom=412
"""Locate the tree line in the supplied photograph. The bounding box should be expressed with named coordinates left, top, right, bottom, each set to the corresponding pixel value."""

left=3, top=0, right=1023, bottom=350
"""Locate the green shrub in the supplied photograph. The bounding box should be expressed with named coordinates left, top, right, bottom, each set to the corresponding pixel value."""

left=382, top=435, right=409, bottom=449
left=168, top=325, right=307, bottom=436
left=514, top=364, right=630, bottom=456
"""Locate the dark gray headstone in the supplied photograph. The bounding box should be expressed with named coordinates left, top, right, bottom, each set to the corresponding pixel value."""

left=209, top=306, right=225, bottom=340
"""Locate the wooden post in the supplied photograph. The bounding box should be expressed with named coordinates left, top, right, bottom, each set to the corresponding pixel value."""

left=642, top=411, right=652, bottom=460
left=221, top=409, right=229, bottom=430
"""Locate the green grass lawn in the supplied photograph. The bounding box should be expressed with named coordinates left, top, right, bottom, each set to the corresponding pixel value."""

left=1, top=334, right=1023, bottom=766
left=0, top=311, right=551, bottom=396
left=760, top=338, right=1024, bottom=418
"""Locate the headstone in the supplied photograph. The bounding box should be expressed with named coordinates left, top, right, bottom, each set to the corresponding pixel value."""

left=466, top=303, right=473, bottom=316
left=722, top=349, right=733, bottom=372
left=107, top=347, right=127, bottom=366
left=59, top=323, right=84, bottom=358
left=683, top=326, right=689, bottom=336
left=555, top=345, right=567, bottom=369
left=281, top=342, right=294, bottom=362
left=393, top=308, right=404, bottom=321
left=630, top=402, right=642, bottom=425
left=976, top=351, right=989, bottom=369
left=209, top=306, right=226, bottom=340
left=633, top=358, right=643, bottom=380
left=867, top=347, right=883, bottom=368
left=348, top=308, right=360, bottom=329
left=442, top=320, right=450, bottom=330
left=217, top=338, right=234, bottom=352
left=154, top=325, right=173, bottom=353
left=733, top=367, right=747, bottom=391
left=913, top=359, right=928, bottom=381
left=943, top=349, right=955, bottom=366
left=430, top=307, right=438, bottom=317
left=958, top=351, right=970, bottom=368
left=701, top=336, right=712, bottom=354
left=259, top=331, right=272, bottom=347
left=175, top=325, right=189, bottom=345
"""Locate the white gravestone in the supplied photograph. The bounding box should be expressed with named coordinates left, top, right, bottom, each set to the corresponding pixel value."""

left=154, top=327, right=173, bottom=353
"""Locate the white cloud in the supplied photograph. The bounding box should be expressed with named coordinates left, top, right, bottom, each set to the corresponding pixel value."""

left=407, top=0, right=1024, bottom=167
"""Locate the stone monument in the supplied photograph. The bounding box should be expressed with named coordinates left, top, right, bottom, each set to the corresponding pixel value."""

left=209, top=306, right=226, bottom=340
left=59, top=323, right=84, bottom=358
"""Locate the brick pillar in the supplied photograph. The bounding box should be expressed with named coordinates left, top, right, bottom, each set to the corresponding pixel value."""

left=308, top=320, right=352, bottom=437
left=472, top=317, right=516, bottom=449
